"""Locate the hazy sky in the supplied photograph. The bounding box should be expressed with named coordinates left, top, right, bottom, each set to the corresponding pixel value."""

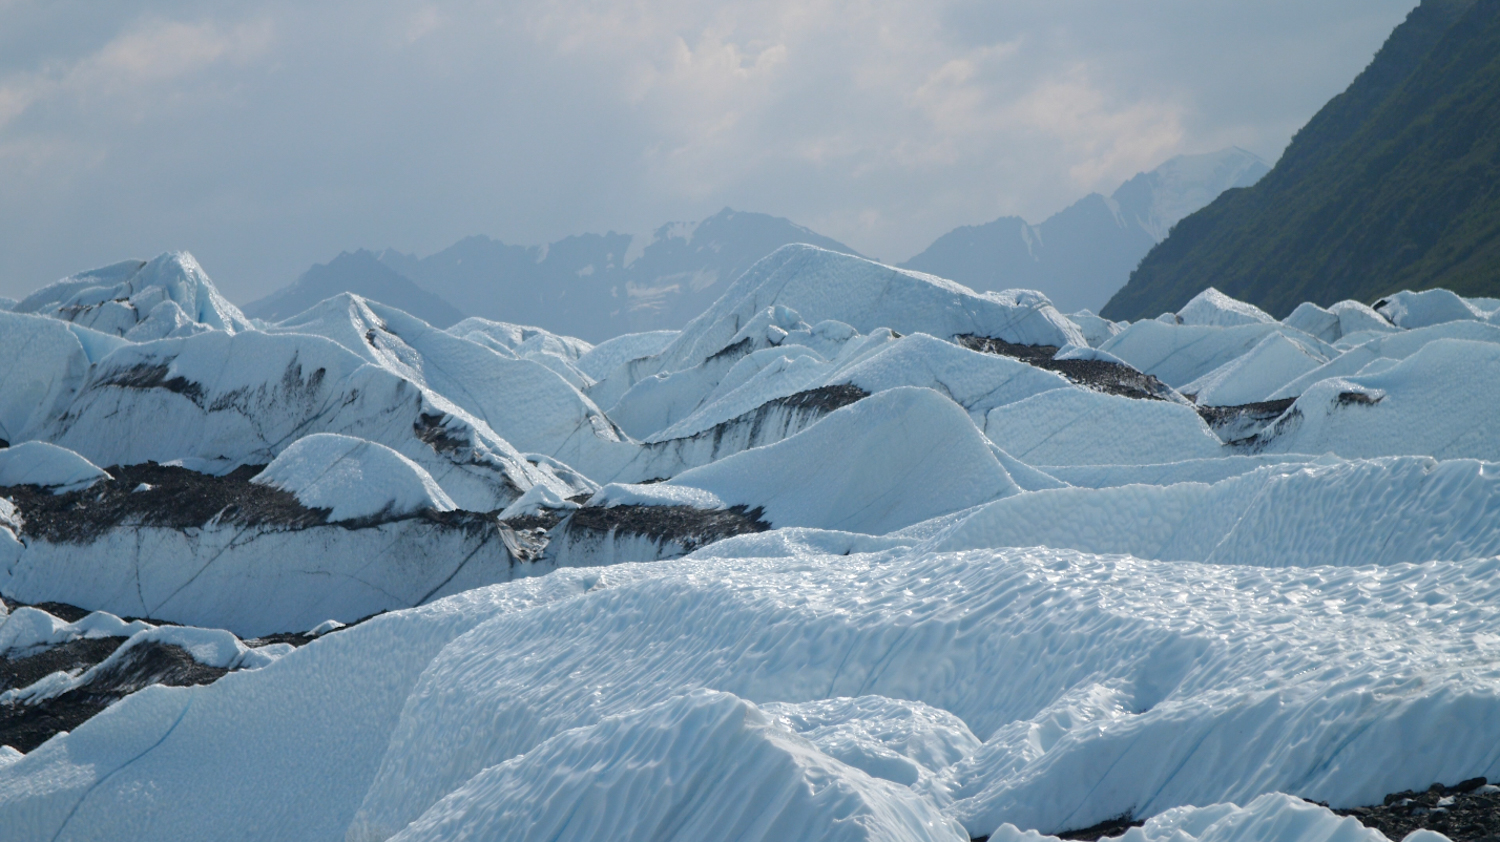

left=0, top=0, right=1420, bottom=302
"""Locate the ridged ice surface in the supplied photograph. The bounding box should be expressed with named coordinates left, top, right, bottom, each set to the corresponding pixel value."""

left=5, top=544, right=1500, bottom=841
left=384, top=690, right=965, bottom=842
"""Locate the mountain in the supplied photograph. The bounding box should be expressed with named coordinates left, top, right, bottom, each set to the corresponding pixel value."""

left=1103, top=0, right=1500, bottom=321
left=901, top=148, right=1269, bottom=314
left=377, top=208, right=864, bottom=342
left=243, top=250, right=465, bottom=327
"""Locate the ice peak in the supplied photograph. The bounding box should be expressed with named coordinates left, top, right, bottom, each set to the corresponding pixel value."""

left=13, top=251, right=252, bottom=339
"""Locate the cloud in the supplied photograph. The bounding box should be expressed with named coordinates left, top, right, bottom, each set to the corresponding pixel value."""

left=0, top=0, right=1420, bottom=301
left=0, top=17, right=271, bottom=132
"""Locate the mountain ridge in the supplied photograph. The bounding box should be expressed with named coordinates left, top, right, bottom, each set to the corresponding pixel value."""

left=244, top=150, right=1268, bottom=343
left=1102, top=0, right=1500, bottom=320
left=901, top=148, right=1268, bottom=314
left=378, top=209, right=864, bottom=343
left=244, top=250, right=465, bottom=328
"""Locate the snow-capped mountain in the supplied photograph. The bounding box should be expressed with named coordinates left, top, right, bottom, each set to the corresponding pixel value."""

left=5, top=243, right=1500, bottom=842
left=902, top=148, right=1270, bottom=314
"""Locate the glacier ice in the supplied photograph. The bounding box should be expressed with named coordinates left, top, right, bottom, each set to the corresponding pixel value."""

left=1376, top=288, right=1493, bottom=330
left=252, top=432, right=457, bottom=522
left=1181, top=331, right=1327, bottom=406
left=12, top=252, right=252, bottom=338
left=0, top=442, right=109, bottom=494
left=3, top=251, right=1500, bottom=842
left=382, top=690, right=966, bottom=842
left=10, top=544, right=1500, bottom=841
left=1176, top=287, right=1277, bottom=327
left=663, top=387, right=1021, bottom=534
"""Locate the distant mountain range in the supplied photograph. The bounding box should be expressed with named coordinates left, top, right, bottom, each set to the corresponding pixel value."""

left=243, top=251, right=464, bottom=327
left=1104, top=0, right=1500, bottom=321
left=246, top=151, right=1267, bottom=340
left=901, top=148, right=1269, bottom=314
left=247, top=210, right=864, bottom=340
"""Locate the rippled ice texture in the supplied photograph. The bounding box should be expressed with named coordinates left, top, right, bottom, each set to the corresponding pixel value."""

left=4, top=543, right=1498, bottom=842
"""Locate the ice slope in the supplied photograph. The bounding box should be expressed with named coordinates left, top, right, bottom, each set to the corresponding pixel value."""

left=0, top=312, right=122, bottom=444
left=986, top=794, right=1387, bottom=842
left=1267, top=320, right=1500, bottom=400
left=1037, top=455, right=1316, bottom=488
left=575, top=329, right=678, bottom=380
left=1328, top=300, right=1398, bottom=339
left=1099, top=319, right=1335, bottom=389
left=596, top=314, right=1083, bottom=487
left=1175, top=287, right=1276, bottom=327
left=984, top=387, right=1224, bottom=466
left=7, top=544, right=1500, bottom=841
left=36, top=329, right=574, bottom=511
left=1281, top=302, right=1344, bottom=343
left=1181, top=332, right=1327, bottom=405
left=386, top=690, right=964, bottom=842
left=1253, top=339, right=1500, bottom=461
left=12, top=252, right=252, bottom=338
left=1064, top=310, right=1124, bottom=347
left=1281, top=300, right=1399, bottom=346
left=645, top=245, right=1086, bottom=379
left=931, top=456, right=1500, bottom=567
left=656, top=387, right=1020, bottom=534
left=0, top=513, right=524, bottom=637
left=0, top=607, right=153, bottom=655
left=2, top=622, right=282, bottom=708
left=622, top=329, right=1068, bottom=459
left=11, top=245, right=1500, bottom=842
left=0, top=581, right=590, bottom=842
left=763, top=695, right=983, bottom=795
left=603, top=307, right=879, bottom=441
left=447, top=316, right=595, bottom=388
left=346, top=545, right=1500, bottom=840
left=548, top=386, right=1024, bottom=568
left=447, top=317, right=592, bottom=361
left=251, top=433, right=456, bottom=521
left=268, top=294, right=638, bottom=480
left=661, top=332, right=1070, bottom=443
left=0, top=442, right=109, bottom=493
left=1375, top=288, right=1494, bottom=329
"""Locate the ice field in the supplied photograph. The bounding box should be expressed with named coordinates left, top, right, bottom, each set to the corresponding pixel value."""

left=4, top=246, right=1500, bottom=841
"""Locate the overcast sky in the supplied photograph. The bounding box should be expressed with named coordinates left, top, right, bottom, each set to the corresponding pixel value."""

left=0, top=0, right=1420, bottom=302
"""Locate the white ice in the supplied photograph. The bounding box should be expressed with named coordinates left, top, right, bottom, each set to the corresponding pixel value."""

left=1176, top=287, right=1276, bottom=327
left=252, top=433, right=456, bottom=521
left=11, top=252, right=252, bottom=338
left=13, top=543, right=1494, bottom=841
left=664, top=387, right=1021, bottom=533
left=1181, top=331, right=1327, bottom=406
left=0, top=442, right=109, bottom=494
left=7, top=247, right=1500, bottom=842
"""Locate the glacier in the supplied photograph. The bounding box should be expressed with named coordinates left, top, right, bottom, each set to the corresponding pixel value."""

left=3, top=245, right=1500, bottom=842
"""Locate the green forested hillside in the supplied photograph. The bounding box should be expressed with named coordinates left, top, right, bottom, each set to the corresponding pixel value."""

left=1102, top=0, right=1500, bottom=320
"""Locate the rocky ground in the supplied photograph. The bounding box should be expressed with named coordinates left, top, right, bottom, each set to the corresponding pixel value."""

left=1329, top=779, right=1500, bottom=841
